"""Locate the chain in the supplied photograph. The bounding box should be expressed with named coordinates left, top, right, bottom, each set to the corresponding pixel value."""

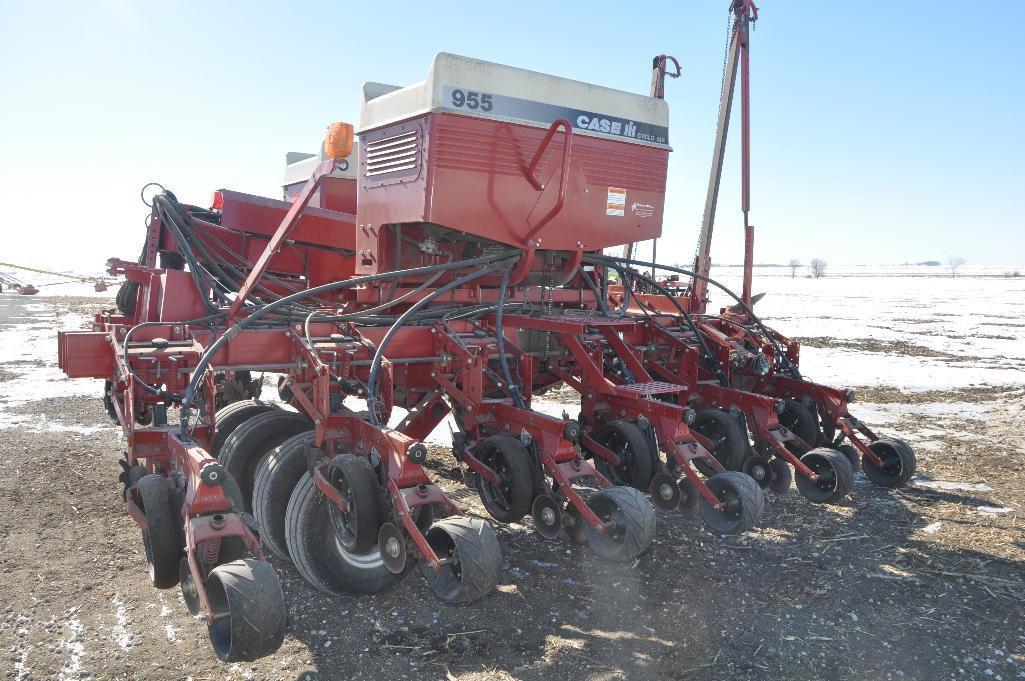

left=541, top=251, right=555, bottom=359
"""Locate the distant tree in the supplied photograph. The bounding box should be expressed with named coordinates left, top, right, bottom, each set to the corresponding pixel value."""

left=947, top=256, right=967, bottom=278
left=810, top=258, right=827, bottom=279
left=788, top=259, right=801, bottom=278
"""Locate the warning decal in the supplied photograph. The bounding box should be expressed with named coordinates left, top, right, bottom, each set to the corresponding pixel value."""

left=606, top=187, right=626, bottom=216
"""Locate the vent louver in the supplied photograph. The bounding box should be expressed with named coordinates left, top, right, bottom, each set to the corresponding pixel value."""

left=365, top=130, right=419, bottom=176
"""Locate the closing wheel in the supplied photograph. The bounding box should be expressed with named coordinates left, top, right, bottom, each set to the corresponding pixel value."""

left=700, top=472, right=765, bottom=535
left=378, top=523, right=407, bottom=575
left=678, top=478, right=701, bottom=518
left=212, top=399, right=281, bottom=456
left=767, top=458, right=793, bottom=494
left=253, top=432, right=315, bottom=561
left=218, top=410, right=312, bottom=512
left=179, top=558, right=201, bottom=616
left=206, top=559, right=286, bottom=662
left=864, top=438, right=917, bottom=488
left=420, top=517, right=502, bottom=604
left=285, top=473, right=402, bottom=595
left=741, top=455, right=773, bottom=489
left=588, top=420, right=657, bottom=491
left=795, top=448, right=854, bottom=504
left=779, top=399, right=819, bottom=452
left=138, top=474, right=182, bottom=589
left=835, top=443, right=861, bottom=474
left=691, top=410, right=748, bottom=471
left=583, top=486, right=656, bottom=562
left=473, top=435, right=535, bottom=523
left=649, top=472, right=681, bottom=511
left=531, top=495, right=563, bottom=539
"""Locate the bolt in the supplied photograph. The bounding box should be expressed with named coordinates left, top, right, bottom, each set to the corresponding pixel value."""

left=659, top=483, right=674, bottom=501
left=385, top=537, right=402, bottom=558
left=541, top=507, right=556, bottom=525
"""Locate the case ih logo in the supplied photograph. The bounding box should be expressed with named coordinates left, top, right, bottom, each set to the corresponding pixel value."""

left=575, top=115, right=638, bottom=138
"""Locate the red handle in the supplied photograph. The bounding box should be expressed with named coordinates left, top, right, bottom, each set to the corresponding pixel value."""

left=524, top=118, right=574, bottom=244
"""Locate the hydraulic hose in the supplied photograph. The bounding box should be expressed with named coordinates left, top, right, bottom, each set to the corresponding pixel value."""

left=365, top=259, right=516, bottom=425
left=586, top=254, right=801, bottom=378
left=180, top=252, right=515, bottom=415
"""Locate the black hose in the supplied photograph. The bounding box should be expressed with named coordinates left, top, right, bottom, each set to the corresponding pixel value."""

left=602, top=262, right=729, bottom=387
left=180, top=251, right=515, bottom=412
left=586, top=254, right=801, bottom=378
left=365, top=260, right=515, bottom=425
left=493, top=263, right=526, bottom=408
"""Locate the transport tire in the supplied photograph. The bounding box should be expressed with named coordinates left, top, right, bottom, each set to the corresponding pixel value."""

left=795, top=448, right=854, bottom=504
left=473, top=435, right=535, bottom=523
left=219, top=410, right=312, bottom=512
left=864, top=438, right=917, bottom=488
left=285, top=473, right=401, bottom=595
left=691, top=409, right=748, bottom=471
left=206, top=559, right=286, bottom=662
left=138, top=474, right=182, bottom=589
left=212, top=399, right=280, bottom=456
left=699, top=471, right=765, bottom=534
left=253, top=432, right=314, bottom=561
left=767, top=458, right=793, bottom=494
left=588, top=420, right=657, bottom=492
left=779, top=399, right=819, bottom=452
left=420, top=517, right=502, bottom=604
left=583, top=486, right=657, bottom=562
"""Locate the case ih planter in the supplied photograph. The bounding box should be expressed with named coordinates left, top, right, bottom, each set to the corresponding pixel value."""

left=57, top=0, right=915, bottom=662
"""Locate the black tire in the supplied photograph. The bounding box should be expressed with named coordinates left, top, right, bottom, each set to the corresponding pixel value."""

left=836, top=444, right=861, bottom=474
left=767, top=458, right=793, bottom=494
left=691, top=409, right=748, bottom=471
left=699, top=471, right=765, bottom=534
left=588, top=420, right=657, bottom=491
left=420, top=517, right=502, bottom=603
left=473, top=436, right=535, bottom=523
left=138, top=474, right=182, bottom=589
left=779, top=399, right=819, bottom=452
left=583, top=486, right=656, bottom=561
left=864, top=438, right=916, bottom=488
left=219, top=410, right=312, bottom=512
left=285, top=473, right=400, bottom=595
left=212, top=399, right=280, bottom=456
left=323, top=454, right=386, bottom=553
left=253, top=432, right=314, bottom=561
left=795, top=448, right=854, bottom=504
left=206, top=559, right=286, bottom=662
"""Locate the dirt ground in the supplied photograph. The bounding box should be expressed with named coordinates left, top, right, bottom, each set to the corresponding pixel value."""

left=1, top=294, right=1024, bottom=680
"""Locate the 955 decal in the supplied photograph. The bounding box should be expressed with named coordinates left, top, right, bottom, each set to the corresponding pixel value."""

left=449, top=88, right=493, bottom=112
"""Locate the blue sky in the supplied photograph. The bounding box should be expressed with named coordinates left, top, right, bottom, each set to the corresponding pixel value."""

left=1, top=0, right=1022, bottom=271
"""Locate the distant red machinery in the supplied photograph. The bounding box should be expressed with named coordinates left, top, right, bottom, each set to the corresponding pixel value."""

left=57, top=0, right=915, bottom=663
left=0, top=261, right=112, bottom=294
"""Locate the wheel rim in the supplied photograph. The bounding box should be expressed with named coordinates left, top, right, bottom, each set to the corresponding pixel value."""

left=807, top=455, right=837, bottom=492
left=713, top=484, right=742, bottom=521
